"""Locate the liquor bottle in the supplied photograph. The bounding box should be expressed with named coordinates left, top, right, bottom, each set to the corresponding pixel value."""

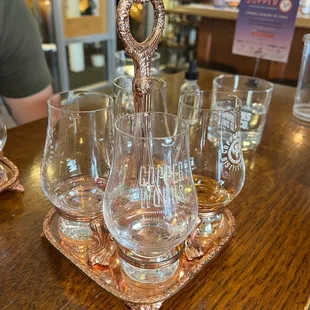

left=180, top=60, right=200, bottom=96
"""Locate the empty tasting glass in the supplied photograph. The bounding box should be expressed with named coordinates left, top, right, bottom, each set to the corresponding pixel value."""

left=115, top=50, right=161, bottom=77
left=293, top=34, right=310, bottom=122
left=103, top=112, right=198, bottom=283
left=113, top=75, right=167, bottom=118
left=213, top=75, right=274, bottom=151
left=0, top=113, right=7, bottom=183
left=178, top=91, right=245, bottom=236
left=41, top=91, right=114, bottom=247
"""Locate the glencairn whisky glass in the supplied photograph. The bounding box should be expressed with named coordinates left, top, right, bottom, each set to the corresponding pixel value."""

left=103, top=112, right=198, bottom=283
left=178, top=91, right=245, bottom=236
left=113, top=76, right=167, bottom=118
left=41, top=91, right=114, bottom=247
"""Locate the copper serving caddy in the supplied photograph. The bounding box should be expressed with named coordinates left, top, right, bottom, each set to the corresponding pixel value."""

left=43, top=208, right=235, bottom=309
left=41, top=1, right=237, bottom=309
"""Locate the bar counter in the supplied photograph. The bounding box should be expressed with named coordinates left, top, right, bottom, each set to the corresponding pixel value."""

left=0, top=69, right=309, bottom=309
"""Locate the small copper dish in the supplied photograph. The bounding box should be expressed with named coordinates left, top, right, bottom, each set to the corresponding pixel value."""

left=43, top=208, right=235, bottom=310
left=0, top=153, right=24, bottom=193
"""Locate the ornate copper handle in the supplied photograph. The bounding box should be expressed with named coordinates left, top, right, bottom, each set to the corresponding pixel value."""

left=117, top=0, right=165, bottom=112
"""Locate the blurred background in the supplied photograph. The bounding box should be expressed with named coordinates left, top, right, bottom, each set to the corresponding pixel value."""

left=26, top=0, right=310, bottom=92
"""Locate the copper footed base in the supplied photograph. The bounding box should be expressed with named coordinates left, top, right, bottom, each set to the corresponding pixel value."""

left=0, top=154, right=24, bottom=193
left=42, top=208, right=235, bottom=309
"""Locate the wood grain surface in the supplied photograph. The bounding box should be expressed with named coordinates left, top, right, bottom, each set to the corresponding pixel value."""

left=0, top=69, right=309, bottom=310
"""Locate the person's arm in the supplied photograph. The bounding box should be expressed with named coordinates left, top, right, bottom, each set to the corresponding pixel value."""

left=0, top=0, right=53, bottom=125
left=3, top=85, right=53, bottom=125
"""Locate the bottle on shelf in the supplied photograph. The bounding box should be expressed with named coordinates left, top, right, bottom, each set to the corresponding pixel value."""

left=180, top=60, right=200, bottom=96
left=91, top=42, right=105, bottom=68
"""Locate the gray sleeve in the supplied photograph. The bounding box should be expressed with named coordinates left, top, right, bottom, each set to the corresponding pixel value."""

left=0, top=0, right=52, bottom=98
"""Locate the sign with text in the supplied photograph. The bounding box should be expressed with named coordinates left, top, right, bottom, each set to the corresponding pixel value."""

left=232, top=0, right=299, bottom=63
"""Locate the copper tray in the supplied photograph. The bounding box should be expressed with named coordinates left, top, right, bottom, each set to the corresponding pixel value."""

left=0, top=156, right=24, bottom=193
left=42, top=208, right=235, bottom=309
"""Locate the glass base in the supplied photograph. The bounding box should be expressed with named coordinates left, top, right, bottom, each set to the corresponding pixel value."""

left=59, top=217, right=93, bottom=240
left=120, top=258, right=179, bottom=284
left=293, top=105, right=310, bottom=123
left=198, top=212, right=223, bottom=236
left=117, top=244, right=183, bottom=284
left=241, top=132, right=262, bottom=151
left=58, top=216, right=95, bottom=257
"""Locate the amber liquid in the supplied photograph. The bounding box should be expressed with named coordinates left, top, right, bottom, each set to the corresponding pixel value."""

left=193, top=175, right=232, bottom=211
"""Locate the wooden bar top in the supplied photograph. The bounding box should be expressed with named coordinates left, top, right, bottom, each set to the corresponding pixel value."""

left=0, top=69, right=309, bottom=309
left=166, top=4, right=310, bottom=29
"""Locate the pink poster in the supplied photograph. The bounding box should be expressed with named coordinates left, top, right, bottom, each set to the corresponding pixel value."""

left=233, top=0, right=299, bottom=63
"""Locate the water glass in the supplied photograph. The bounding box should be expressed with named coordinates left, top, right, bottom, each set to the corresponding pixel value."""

left=293, top=34, right=310, bottom=122
left=213, top=75, right=274, bottom=151
left=178, top=91, right=245, bottom=236
left=115, top=50, right=160, bottom=77
left=113, top=75, right=167, bottom=118
left=103, top=112, right=198, bottom=283
left=41, top=91, right=114, bottom=245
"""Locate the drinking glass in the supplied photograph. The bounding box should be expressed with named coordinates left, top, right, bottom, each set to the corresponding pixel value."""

left=115, top=50, right=161, bottom=77
left=113, top=75, right=167, bottom=118
left=178, top=91, right=245, bottom=236
left=293, top=34, right=310, bottom=122
left=213, top=75, right=274, bottom=151
left=41, top=91, right=114, bottom=247
left=103, top=112, right=198, bottom=283
left=0, top=113, right=7, bottom=183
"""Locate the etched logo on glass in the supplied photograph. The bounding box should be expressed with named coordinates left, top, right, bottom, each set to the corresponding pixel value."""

left=138, top=161, right=190, bottom=208
left=221, top=132, right=242, bottom=171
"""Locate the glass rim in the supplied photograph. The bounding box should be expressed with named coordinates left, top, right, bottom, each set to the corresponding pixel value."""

left=115, top=112, right=188, bottom=141
left=213, top=74, right=274, bottom=93
left=47, top=90, right=114, bottom=113
left=113, top=76, right=167, bottom=93
left=179, top=90, right=242, bottom=112
left=115, top=50, right=161, bottom=61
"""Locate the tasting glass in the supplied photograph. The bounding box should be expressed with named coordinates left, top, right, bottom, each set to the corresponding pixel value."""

left=178, top=91, right=245, bottom=236
left=115, top=50, right=161, bottom=77
left=0, top=113, right=7, bottom=183
left=213, top=75, right=274, bottom=151
left=103, top=112, right=198, bottom=283
left=41, top=91, right=114, bottom=246
left=113, top=75, right=167, bottom=118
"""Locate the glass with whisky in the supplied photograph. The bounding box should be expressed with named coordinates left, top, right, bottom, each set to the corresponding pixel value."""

left=178, top=91, right=245, bottom=236
left=40, top=91, right=115, bottom=252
